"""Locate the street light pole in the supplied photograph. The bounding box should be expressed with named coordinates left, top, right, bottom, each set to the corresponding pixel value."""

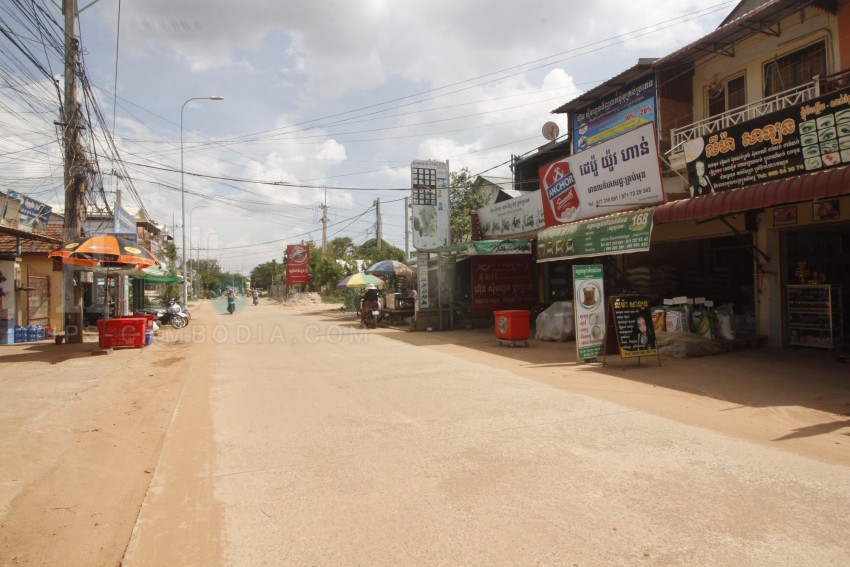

left=181, top=95, right=223, bottom=306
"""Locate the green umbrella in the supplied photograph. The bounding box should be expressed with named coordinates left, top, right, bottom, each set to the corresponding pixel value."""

left=338, top=273, right=383, bottom=288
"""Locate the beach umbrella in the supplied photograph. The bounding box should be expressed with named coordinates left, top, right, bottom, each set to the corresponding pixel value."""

left=337, top=273, right=384, bottom=288
left=49, top=233, right=159, bottom=269
left=365, top=259, right=414, bottom=278
left=49, top=234, right=161, bottom=321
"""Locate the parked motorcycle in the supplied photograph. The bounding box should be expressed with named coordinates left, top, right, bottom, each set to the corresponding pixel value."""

left=136, top=299, right=189, bottom=329
left=361, top=299, right=380, bottom=329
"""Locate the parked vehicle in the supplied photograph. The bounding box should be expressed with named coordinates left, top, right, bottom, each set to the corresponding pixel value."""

left=136, top=299, right=189, bottom=329
left=361, top=301, right=380, bottom=329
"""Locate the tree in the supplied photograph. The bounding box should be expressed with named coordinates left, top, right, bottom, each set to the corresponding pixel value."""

left=249, top=261, right=279, bottom=289
left=160, top=241, right=180, bottom=301
left=356, top=238, right=405, bottom=267
left=449, top=167, right=489, bottom=244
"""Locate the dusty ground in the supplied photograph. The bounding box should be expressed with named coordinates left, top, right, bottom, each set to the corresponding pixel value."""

left=0, top=294, right=848, bottom=565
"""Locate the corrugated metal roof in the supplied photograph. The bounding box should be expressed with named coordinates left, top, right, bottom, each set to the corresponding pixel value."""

left=651, top=0, right=830, bottom=70
left=552, top=59, right=657, bottom=115
left=654, top=164, right=850, bottom=223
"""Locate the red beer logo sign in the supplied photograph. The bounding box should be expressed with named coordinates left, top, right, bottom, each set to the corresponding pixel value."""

left=541, top=160, right=581, bottom=224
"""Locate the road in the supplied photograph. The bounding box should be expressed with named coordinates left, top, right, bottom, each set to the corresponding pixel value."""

left=120, top=297, right=850, bottom=566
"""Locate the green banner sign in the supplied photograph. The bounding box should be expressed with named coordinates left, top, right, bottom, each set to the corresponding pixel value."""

left=536, top=207, right=654, bottom=262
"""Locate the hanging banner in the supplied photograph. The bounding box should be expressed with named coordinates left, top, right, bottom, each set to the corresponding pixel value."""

left=573, top=264, right=606, bottom=360
left=537, top=207, right=654, bottom=262
left=682, top=85, right=850, bottom=196
left=539, top=122, right=664, bottom=227
left=417, top=251, right=430, bottom=309
left=286, top=244, right=310, bottom=285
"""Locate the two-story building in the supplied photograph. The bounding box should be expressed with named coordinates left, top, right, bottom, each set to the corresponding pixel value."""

left=520, top=0, right=848, bottom=349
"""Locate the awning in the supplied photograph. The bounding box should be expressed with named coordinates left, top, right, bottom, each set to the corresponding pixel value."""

left=423, top=239, right=531, bottom=256
left=536, top=207, right=655, bottom=263
left=655, top=165, right=850, bottom=224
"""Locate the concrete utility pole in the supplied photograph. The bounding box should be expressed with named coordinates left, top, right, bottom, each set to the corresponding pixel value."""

left=375, top=198, right=382, bottom=251
left=320, top=188, right=328, bottom=256
left=62, top=0, right=85, bottom=343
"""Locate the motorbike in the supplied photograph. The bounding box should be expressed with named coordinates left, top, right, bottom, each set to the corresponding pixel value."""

left=361, top=299, right=380, bottom=329
left=252, top=295, right=259, bottom=306
left=136, top=299, right=189, bottom=329
left=227, top=295, right=236, bottom=314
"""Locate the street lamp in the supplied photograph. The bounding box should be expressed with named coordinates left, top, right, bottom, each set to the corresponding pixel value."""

left=181, top=95, right=223, bottom=306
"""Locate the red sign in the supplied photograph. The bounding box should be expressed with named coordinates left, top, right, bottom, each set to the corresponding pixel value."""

left=470, top=255, right=536, bottom=317
left=286, top=245, right=310, bottom=285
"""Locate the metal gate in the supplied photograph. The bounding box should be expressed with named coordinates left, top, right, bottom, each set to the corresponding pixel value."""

left=27, top=266, right=49, bottom=326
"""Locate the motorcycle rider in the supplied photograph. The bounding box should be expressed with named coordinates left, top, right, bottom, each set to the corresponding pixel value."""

left=252, top=288, right=259, bottom=305
left=226, top=289, right=236, bottom=314
left=361, top=284, right=379, bottom=327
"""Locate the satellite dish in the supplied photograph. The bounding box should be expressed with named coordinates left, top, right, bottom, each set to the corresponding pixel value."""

left=542, top=121, right=559, bottom=141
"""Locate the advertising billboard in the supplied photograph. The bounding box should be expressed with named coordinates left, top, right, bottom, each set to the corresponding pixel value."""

left=286, top=244, right=310, bottom=286
left=682, top=86, right=850, bottom=197
left=572, top=75, right=656, bottom=154
left=539, top=122, right=664, bottom=227
left=477, top=190, right=545, bottom=239
left=411, top=160, right=450, bottom=250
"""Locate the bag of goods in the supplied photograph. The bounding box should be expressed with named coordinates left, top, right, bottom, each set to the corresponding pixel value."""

left=689, top=308, right=713, bottom=339
left=714, top=304, right=735, bottom=340
left=650, top=306, right=666, bottom=332
left=665, top=306, right=687, bottom=332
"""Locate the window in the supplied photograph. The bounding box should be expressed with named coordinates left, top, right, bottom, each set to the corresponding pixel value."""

left=764, top=41, right=827, bottom=96
left=708, top=74, right=746, bottom=117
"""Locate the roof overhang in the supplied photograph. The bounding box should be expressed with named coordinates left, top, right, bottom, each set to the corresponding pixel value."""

left=652, top=0, right=836, bottom=71
left=552, top=58, right=658, bottom=115
left=655, top=164, right=850, bottom=223
left=0, top=221, right=62, bottom=244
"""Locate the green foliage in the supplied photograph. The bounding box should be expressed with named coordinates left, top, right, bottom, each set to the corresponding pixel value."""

left=161, top=241, right=179, bottom=300
left=250, top=261, right=280, bottom=289
left=356, top=238, right=405, bottom=267
left=449, top=167, right=489, bottom=244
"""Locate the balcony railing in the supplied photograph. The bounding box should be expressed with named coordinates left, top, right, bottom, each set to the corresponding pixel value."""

left=669, top=80, right=819, bottom=153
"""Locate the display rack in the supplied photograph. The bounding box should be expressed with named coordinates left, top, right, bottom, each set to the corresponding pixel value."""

left=787, top=285, right=844, bottom=349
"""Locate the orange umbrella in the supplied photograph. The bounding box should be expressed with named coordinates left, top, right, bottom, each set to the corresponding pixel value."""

left=49, top=234, right=159, bottom=269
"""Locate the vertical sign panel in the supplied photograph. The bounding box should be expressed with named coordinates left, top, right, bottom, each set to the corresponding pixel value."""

left=573, top=264, right=605, bottom=360
left=411, top=160, right=450, bottom=250
left=286, top=244, right=310, bottom=285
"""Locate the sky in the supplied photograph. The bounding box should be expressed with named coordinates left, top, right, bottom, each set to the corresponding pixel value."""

left=0, top=0, right=738, bottom=274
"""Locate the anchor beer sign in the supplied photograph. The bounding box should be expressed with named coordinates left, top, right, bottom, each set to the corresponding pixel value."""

left=539, top=122, right=664, bottom=227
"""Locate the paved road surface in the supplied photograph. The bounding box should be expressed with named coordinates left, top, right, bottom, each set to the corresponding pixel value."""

left=122, top=298, right=850, bottom=566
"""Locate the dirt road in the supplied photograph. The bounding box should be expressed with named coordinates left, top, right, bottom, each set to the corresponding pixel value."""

left=1, top=295, right=849, bottom=565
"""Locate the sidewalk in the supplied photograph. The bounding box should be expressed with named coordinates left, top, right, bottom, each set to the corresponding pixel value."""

left=318, top=307, right=850, bottom=467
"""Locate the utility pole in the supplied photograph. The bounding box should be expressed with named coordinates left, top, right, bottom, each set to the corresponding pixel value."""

left=320, top=188, right=328, bottom=256
left=62, top=0, right=86, bottom=343
left=375, top=197, right=382, bottom=251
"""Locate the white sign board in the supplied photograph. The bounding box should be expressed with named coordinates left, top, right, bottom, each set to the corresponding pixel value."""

left=477, top=190, right=545, bottom=239
left=539, top=122, right=664, bottom=226
left=411, top=160, right=450, bottom=250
